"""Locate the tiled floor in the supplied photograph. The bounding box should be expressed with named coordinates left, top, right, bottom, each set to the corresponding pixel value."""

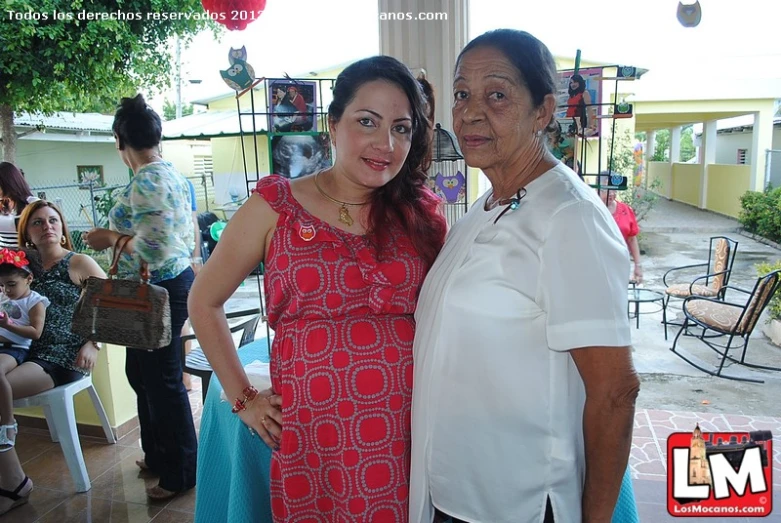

left=2, top=379, right=205, bottom=523
left=5, top=390, right=781, bottom=522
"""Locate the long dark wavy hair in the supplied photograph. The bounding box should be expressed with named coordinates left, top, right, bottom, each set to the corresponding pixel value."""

left=328, top=56, right=446, bottom=267
left=568, top=74, right=586, bottom=97
left=0, top=162, right=34, bottom=216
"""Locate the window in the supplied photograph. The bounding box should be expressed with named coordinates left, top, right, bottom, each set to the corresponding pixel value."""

left=737, top=149, right=748, bottom=165
left=191, top=155, right=214, bottom=205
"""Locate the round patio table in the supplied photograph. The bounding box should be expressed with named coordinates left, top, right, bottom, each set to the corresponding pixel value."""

left=628, top=287, right=665, bottom=328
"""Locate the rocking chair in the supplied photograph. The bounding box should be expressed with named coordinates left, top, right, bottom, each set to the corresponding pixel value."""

left=669, top=270, right=781, bottom=383
left=662, top=236, right=738, bottom=339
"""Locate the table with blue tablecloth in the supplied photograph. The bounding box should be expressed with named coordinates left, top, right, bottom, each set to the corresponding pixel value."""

left=195, top=338, right=273, bottom=523
left=193, top=338, right=639, bottom=523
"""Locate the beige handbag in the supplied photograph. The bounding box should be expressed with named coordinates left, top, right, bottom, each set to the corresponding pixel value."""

left=72, top=235, right=172, bottom=349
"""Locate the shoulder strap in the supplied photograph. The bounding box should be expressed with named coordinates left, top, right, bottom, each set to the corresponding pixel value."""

left=108, top=235, right=150, bottom=281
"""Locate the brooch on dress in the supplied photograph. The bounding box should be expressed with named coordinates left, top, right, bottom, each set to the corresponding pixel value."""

left=298, top=224, right=316, bottom=242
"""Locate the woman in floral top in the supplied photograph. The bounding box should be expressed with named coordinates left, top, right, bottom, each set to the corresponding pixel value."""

left=83, top=94, right=196, bottom=501
left=0, top=200, right=105, bottom=517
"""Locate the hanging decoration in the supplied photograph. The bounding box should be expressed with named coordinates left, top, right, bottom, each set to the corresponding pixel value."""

left=434, top=171, right=466, bottom=204
left=220, top=46, right=263, bottom=96
left=677, top=1, right=702, bottom=28
left=202, top=0, right=266, bottom=31
left=633, top=141, right=645, bottom=187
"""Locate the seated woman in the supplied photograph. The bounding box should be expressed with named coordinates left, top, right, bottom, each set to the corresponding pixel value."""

left=0, top=200, right=105, bottom=516
left=0, top=162, right=38, bottom=249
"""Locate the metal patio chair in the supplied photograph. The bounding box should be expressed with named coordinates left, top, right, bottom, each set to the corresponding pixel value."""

left=669, top=269, right=781, bottom=383
left=662, top=236, right=738, bottom=339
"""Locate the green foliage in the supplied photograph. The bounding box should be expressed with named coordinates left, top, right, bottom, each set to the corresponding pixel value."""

left=639, top=127, right=695, bottom=163
left=651, top=129, right=670, bottom=161
left=739, top=186, right=781, bottom=243
left=756, top=260, right=781, bottom=321
left=93, top=186, right=121, bottom=228
left=162, top=99, right=193, bottom=120
left=619, top=178, right=663, bottom=225
left=0, top=0, right=218, bottom=114
left=606, top=129, right=663, bottom=224
left=605, top=129, right=635, bottom=177
left=680, top=126, right=696, bottom=162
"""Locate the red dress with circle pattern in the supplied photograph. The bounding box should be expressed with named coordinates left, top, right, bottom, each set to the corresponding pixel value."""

left=254, top=176, right=427, bottom=522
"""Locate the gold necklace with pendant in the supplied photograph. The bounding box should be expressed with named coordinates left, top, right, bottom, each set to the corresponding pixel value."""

left=314, top=172, right=367, bottom=227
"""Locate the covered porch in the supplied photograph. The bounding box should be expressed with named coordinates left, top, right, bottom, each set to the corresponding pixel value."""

left=635, top=97, right=777, bottom=218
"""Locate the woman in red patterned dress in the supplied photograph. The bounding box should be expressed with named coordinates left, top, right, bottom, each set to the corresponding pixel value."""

left=189, top=56, right=447, bottom=522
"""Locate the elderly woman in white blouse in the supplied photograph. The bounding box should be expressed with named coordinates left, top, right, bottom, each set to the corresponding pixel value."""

left=409, top=30, right=640, bottom=523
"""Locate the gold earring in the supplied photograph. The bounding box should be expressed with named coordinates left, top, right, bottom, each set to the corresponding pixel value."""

left=25, top=241, right=34, bottom=249
left=60, top=236, right=66, bottom=245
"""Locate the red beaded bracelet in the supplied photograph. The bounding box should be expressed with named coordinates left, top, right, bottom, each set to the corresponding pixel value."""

left=231, top=385, right=259, bottom=413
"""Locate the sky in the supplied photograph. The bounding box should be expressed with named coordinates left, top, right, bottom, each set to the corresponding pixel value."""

left=156, top=0, right=781, bottom=115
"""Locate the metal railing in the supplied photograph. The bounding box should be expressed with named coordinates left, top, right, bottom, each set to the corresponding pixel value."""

left=766, top=149, right=781, bottom=189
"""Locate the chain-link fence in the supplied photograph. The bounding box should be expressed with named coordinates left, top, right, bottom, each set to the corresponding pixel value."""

left=32, top=173, right=217, bottom=255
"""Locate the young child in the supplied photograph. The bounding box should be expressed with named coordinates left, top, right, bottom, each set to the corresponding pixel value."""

left=0, top=248, right=49, bottom=451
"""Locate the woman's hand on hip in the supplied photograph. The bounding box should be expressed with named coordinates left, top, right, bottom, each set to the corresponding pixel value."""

left=82, top=228, right=120, bottom=251
left=240, top=388, right=283, bottom=450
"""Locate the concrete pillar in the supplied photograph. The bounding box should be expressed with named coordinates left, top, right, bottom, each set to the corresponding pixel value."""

left=670, top=126, right=682, bottom=163
left=645, top=130, right=655, bottom=165
left=751, top=107, right=774, bottom=191
left=378, top=0, right=469, bottom=131
left=700, top=120, right=717, bottom=209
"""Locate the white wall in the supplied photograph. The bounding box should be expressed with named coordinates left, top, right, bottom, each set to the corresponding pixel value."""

left=715, top=131, right=753, bottom=165
left=714, top=127, right=781, bottom=165
left=16, top=138, right=129, bottom=188
left=14, top=138, right=129, bottom=231
left=160, top=139, right=212, bottom=177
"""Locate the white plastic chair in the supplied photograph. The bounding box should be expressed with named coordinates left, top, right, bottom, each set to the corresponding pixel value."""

left=13, top=375, right=116, bottom=492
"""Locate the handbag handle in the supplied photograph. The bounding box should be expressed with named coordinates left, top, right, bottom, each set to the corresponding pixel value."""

left=109, top=235, right=151, bottom=282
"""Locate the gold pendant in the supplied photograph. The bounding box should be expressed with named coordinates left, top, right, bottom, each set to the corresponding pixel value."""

left=338, top=205, right=354, bottom=226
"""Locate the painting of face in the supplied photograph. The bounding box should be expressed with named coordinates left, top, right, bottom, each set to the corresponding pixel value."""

left=268, top=80, right=317, bottom=132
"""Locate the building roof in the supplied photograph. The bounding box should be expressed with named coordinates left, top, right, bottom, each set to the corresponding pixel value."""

left=693, top=114, right=781, bottom=136
left=162, top=110, right=268, bottom=140
left=15, top=112, right=114, bottom=133
left=630, top=55, right=781, bottom=103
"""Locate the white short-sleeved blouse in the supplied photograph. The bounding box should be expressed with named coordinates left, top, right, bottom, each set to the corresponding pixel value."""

left=409, top=164, right=632, bottom=523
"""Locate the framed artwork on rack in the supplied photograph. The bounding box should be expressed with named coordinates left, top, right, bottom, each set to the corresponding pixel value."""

left=270, top=133, right=332, bottom=179
left=268, top=79, right=317, bottom=133
left=555, top=67, right=603, bottom=138
left=76, top=165, right=105, bottom=189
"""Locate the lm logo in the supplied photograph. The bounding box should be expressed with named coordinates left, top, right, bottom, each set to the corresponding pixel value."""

left=667, top=425, right=773, bottom=517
